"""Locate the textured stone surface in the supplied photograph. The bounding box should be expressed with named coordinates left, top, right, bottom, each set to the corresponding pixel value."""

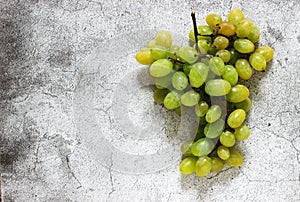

left=1, top=0, right=300, bottom=201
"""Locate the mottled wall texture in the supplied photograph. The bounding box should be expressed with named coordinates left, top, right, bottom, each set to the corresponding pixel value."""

left=1, top=0, right=300, bottom=201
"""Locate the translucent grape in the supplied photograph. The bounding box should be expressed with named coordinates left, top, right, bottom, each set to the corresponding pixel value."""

left=195, top=101, right=209, bottom=117
left=189, top=62, right=209, bottom=88
left=209, top=57, right=225, bottom=76
left=205, top=105, right=222, bottom=123
left=146, top=40, right=156, bottom=48
left=230, top=97, right=252, bottom=112
left=197, top=25, right=213, bottom=35
left=180, top=140, right=193, bottom=155
left=228, top=8, right=245, bottom=26
left=222, top=65, right=238, bottom=86
left=195, top=40, right=210, bottom=54
left=220, top=131, right=236, bottom=147
left=181, top=90, right=200, bottom=107
left=171, top=71, right=188, bottom=91
left=191, top=138, right=215, bottom=157
left=234, top=39, right=255, bottom=54
left=234, top=125, right=250, bottom=140
left=213, top=36, right=229, bottom=50
left=179, top=156, right=198, bottom=174
left=227, top=109, right=246, bottom=128
left=255, top=46, right=274, bottom=62
left=218, top=21, right=236, bottom=37
left=149, top=59, right=173, bottom=77
left=249, top=53, right=267, bottom=71
left=225, top=149, right=243, bottom=167
left=163, top=91, right=180, bottom=110
left=226, top=84, right=249, bottom=103
left=195, top=156, right=212, bottom=177
left=211, top=157, right=224, bottom=172
left=151, top=45, right=169, bottom=60
left=153, top=89, right=169, bottom=104
left=136, top=49, right=155, bottom=65
left=235, top=59, right=253, bottom=80
left=205, top=79, right=231, bottom=96
left=236, top=19, right=254, bottom=38
left=228, top=48, right=241, bottom=65
left=204, top=119, right=225, bottom=138
left=247, top=26, right=260, bottom=43
left=206, top=13, right=222, bottom=27
left=178, top=46, right=198, bottom=64
left=217, top=146, right=230, bottom=160
left=216, top=50, right=231, bottom=63
left=156, top=30, right=172, bottom=48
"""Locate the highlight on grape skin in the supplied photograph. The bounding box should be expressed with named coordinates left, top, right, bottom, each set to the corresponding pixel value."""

left=135, top=8, right=274, bottom=177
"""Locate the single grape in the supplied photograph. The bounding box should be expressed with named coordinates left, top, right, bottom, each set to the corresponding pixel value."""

left=195, top=40, right=210, bottom=54
left=225, top=149, right=243, bottom=167
left=236, top=19, right=254, bottom=38
left=213, top=36, right=229, bottom=50
left=228, top=48, right=241, bottom=65
left=171, top=71, right=188, bottom=91
left=205, top=79, right=231, bottom=96
left=197, top=25, right=213, bottom=35
left=195, top=156, right=212, bottom=177
left=151, top=44, right=169, bottom=60
left=169, top=45, right=180, bottom=59
left=220, top=131, right=236, bottom=147
left=179, top=156, right=198, bottom=175
left=226, top=84, right=249, bottom=103
left=234, top=125, right=250, bottom=140
left=177, top=46, right=198, bottom=64
left=228, top=8, right=245, bottom=26
left=146, top=40, right=156, bottom=48
left=153, top=73, right=173, bottom=89
left=255, top=46, right=274, bottom=62
left=209, top=57, right=225, bottom=76
left=204, top=119, right=225, bottom=138
left=181, top=90, right=200, bottom=107
left=149, top=59, right=173, bottom=77
left=207, top=45, right=218, bottom=55
left=205, top=105, right=222, bottom=123
left=180, top=140, right=194, bottom=155
left=195, top=101, right=209, bottom=117
left=136, top=49, right=155, bottom=65
left=227, top=109, right=246, bottom=128
left=156, top=30, right=172, bottom=48
left=189, top=62, right=209, bottom=88
left=234, top=39, right=255, bottom=54
left=216, top=50, right=231, bottom=63
left=191, top=138, right=215, bottom=157
left=206, top=13, right=222, bottom=27
left=230, top=97, right=252, bottom=112
left=247, top=26, right=260, bottom=43
left=153, top=89, right=169, bottom=104
left=218, top=21, right=235, bottom=37
left=211, top=157, right=224, bottom=172
left=222, top=65, right=238, bottom=86
left=235, top=59, right=253, bottom=80
left=163, top=91, right=180, bottom=110
left=217, top=146, right=230, bottom=160
left=249, top=53, right=267, bottom=71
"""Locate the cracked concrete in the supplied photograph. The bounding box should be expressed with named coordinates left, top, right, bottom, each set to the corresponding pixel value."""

left=1, top=0, right=300, bottom=201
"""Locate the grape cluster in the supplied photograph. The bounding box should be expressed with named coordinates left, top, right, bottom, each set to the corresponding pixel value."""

left=135, top=8, right=274, bottom=177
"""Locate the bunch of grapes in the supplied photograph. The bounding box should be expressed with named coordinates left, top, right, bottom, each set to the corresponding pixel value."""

left=135, top=8, right=274, bottom=177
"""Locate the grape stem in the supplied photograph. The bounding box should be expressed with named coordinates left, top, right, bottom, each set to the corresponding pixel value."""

left=191, top=11, right=200, bottom=53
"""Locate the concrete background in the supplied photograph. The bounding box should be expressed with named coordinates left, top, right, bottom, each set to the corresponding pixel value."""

left=1, top=0, right=300, bottom=201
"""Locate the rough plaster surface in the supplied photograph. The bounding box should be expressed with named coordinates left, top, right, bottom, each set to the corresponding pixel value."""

left=0, top=0, right=300, bottom=201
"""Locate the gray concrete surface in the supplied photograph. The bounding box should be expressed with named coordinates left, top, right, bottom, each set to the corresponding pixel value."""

left=1, top=0, right=300, bottom=201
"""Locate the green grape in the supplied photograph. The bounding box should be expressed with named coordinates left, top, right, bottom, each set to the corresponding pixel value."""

left=228, top=8, right=245, bottom=26
left=163, top=91, right=180, bottom=110
left=217, top=146, right=230, bottom=160
left=197, top=25, right=213, bottom=35
left=234, top=39, right=255, bottom=54
left=230, top=97, right=252, bottom=112
left=151, top=45, right=169, bottom=60
left=195, top=40, right=210, bottom=54
left=191, top=138, right=215, bottom=157
left=227, top=109, right=246, bottom=128
left=169, top=45, right=180, bottom=59
left=205, top=105, right=222, bottom=123
left=136, top=49, right=155, bottom=65
left=195, top=101, right=209, bottom=117
left=205, top=79, right=231, bottom=96
left=189, top=62, right=209, bottom=88
left=183, top=63, right=192, bottom=76
left=247, top=26, right=260, bottom=43
left=204, top=119, right=225, bottom=138
left=213, top=36, right=229, bottom=50
left=226, top=84, right=249, bottom=103
left=228, top=48, right=241, bottom=65
left=178, top=46, right=198, bottom=64
left=206, top=13, right=222, bottom=27
left=222, top=65, right=238, bottom=86
left=235, top=59, right=253, bottom=80
left=211, top=157, right=224, bottom=172
left=195, top=156, right=212, bottom=177
left=249, top=53, right=267, bottom=71
left=149, top=59, right=173, bottom=77
left=180, top=140, right=194, bottom=155
left=171, top=72, right=188, bottom=91
left=216, top=50, right=231, bottom=63
left=209, top=57, right=225, bottom=76
left=207, top=45, right=218, bottom=55
left=179, top=156, right=198, bottom=175
left=236, top=19, right=254, bottom=38
left=146, top=40, right=156, bottom=48
left=225, top=149, right=243, bottom=167
left=156, top=30, right=172, bottom=48
left=181, top=90, right=200, bottom=107
left=154, top=73, right=173, bottom=89
left=220, top=131, right=236, bottom=147
left=255, top=46, right=274, bottom=62
left=153, top=89, right=169, bottom=104
left=218, top=21, right=236, bottom=37
left=234, top=125, right=250, bottom=140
